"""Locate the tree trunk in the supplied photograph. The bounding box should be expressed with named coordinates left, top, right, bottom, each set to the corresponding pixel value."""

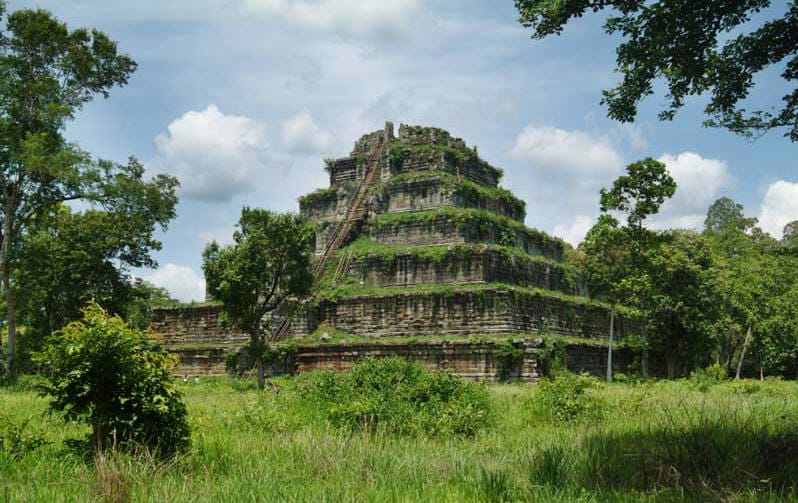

left=607, top=304, right=615, bottom=382
left=735, top=325, right=753, bottom=380
left=92, top=421, right=110, bottom=452
left=2, top=218, right=15, bottom=378
left=256, top=357, right=266, bottom=390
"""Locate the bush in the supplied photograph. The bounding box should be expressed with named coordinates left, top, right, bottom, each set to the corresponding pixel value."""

left=0, top=412, right=48, bottom=459
left=297, top=357, right=493, bottom=436
left=536, top=373, right=603, bottom=423
left=689, top=363, right=728, bottom=391
left=35, top=303, right=190, bottom=455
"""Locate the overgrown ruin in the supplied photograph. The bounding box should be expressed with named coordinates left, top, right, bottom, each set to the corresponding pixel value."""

left=152, top=123, right=648, bottom=380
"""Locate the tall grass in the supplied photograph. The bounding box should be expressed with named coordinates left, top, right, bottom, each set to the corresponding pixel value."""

left=1, top=374, right=796, bottom=502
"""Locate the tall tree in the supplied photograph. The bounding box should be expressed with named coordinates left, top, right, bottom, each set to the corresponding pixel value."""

left=578, top=215, right=633, bottom=381
left=202, top=208, right=314, bottom=389
left=705, top=217, right=779, bottom=378
left=704, top=197, right=756, bottom=233
left=597, top=158, right=676, bottom=376
left=646, top=231, right=717, bottom=377
left=14, top=196, right=177, bottom=370
left=515, top=0, right=798, bottom=141
left=783, top=220, right=798, bottom=248
left=0, top=5, right=145, bottom=376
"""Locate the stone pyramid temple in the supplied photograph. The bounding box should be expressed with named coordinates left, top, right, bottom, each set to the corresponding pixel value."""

left=152, top=123, right=644, bottom=381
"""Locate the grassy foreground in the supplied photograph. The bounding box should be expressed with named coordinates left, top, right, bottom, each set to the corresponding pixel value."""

left=2, top=375, right=798, bottom=502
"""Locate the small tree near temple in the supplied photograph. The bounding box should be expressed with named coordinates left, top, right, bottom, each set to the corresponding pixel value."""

left=35, top=303, right=190, bottom=454
left=202, top=208, right=314, bottom=389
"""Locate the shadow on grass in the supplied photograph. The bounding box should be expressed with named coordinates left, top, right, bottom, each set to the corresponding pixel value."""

left=529, top=409, right=798, bottom=498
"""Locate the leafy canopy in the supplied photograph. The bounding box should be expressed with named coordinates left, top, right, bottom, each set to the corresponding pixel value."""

left=515, top=0, right=798, bottom=141
left=203, top=208, right=314, bottom=388
left=35, top=303, right=190, bottom=454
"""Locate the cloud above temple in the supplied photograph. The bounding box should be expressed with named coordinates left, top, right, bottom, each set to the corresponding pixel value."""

left=148, top=105, right=269, bottom=202
left=142, top=263, right=205, bottom=303
left=759, top=181, right=798, bottom=239
left=281, top=109, right=335, bottom=154
left=652, top=152, right=735, bottom=230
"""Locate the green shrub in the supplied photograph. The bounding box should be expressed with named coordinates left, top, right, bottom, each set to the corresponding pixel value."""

left=536, top=373, right=604, bottom=423
left=35, top=303, right=190, bottom=455
left=0, top=412, right=48, bottom=459
left=495, top=339, right=524, bottom=382
left=689, top=363, right=728, bottom=391
left=297, top=357, right=493, bottom=436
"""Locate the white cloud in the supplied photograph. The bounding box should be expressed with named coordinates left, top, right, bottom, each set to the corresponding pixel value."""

left=244, top=0, right=420, bottom=38
left=553, top=215, right=593, bottom=246
left=759, top=181, right=798, bottom=239
left=653, top=152, right=734, bottom=230
left=143, top=264, right=206, bottom=303
left=149, top=105, right=268, bottom=202
left=509, top=124, right=624, bottom=181
left=281, top=109, right=335, bottom=154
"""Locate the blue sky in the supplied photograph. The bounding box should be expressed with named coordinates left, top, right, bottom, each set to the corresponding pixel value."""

left=9, top=0, right=797, bottom=301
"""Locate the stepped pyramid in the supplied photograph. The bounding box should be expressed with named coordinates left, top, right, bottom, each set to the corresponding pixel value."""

left=153, top=123, right=643, bottom=380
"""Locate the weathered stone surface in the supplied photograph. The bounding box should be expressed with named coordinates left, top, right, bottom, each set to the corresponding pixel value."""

left=371, top=213, right=564, bottom=261
left=150, top=304, right=248, bottom=346
left=295, top=339, right=541, bottom=382
left=377, top=175, right=525, bottom=222
left=314, top=288, right=640, bottom=340
left=347, top=247, right=583, bottom=296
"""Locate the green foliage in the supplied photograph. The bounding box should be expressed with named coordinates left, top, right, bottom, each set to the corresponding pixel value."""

left=646, top=231, right=718, bottom=375
left=516, top=0, right=798, bottom=141
left=536, top=373, right=604, bottom=424
left=203, top=207, right=314, bottom=388
left=704, top=196, right=755, bottom=233
left=34, top=303, right=190, bottom=454
left=689, top=363, right=729, bottom=392
left=600, top=158, right=676, bottom=238
left=0, top=412, right=47, bottom=459
left=376, top=170, right=525, bottom=220
left=388, top=140, right=504, bottom=182
left=2, top=377, right=798, bottom=501
left=537, top=337, right=567, bottom=377
left=0, top=4, right=181, bottom=377
left=371, top=207, right=564, bottom=257
left=495, top=339, right=524, bottom=382
left=297, top=186, right=338, bottom=208
left=297, top=357, right=493, bottom=437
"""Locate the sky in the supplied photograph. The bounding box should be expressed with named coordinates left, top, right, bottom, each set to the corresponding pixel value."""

left=8, top=0, right=797, bottom=302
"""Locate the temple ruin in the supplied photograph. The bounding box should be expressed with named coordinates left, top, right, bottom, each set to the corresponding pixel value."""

left=152, top=123, right=646, bottom=380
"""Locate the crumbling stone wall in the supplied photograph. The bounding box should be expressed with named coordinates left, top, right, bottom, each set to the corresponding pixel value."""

left=150, top=304, right=248, bottom=346
left=379, top=177, right=524, bottom=221
left=295, top=338, right=541, bottom=382
left=371, top=216, right=564, bottom=261
left=315, top=289, right=640, bottom=339
left=347, top=248, right=582, bottom=295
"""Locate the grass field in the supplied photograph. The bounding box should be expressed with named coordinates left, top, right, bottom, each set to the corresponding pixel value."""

left=2, top=373, right=797, bottom=502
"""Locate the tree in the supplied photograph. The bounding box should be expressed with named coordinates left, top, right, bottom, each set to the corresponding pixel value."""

left=758, top=282, right=798, bottom=378
left=202, top=208, right=314, bottom=389
left=600, top=158, right=676, bottom=256
left=515, top=0, right=798, bottom=141
left=646, top=231, right=717, bottom=377
left=704, top=197, right=754, bottom=233
left=35, top=303, right=190, bottom=453
left=705, top=219, right=780, bottom=378
left=783, top=220, right=798, bottom=248
left=0, top=5, right=172, bottom=377
left=578, top=215, right=632, bottom=381
left=13, top=202, right=177, bottom=371
left=597, top=158, right=676, bottom=376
